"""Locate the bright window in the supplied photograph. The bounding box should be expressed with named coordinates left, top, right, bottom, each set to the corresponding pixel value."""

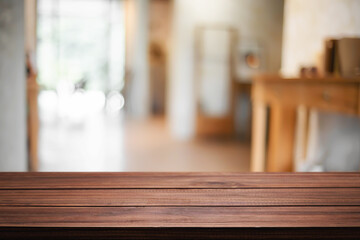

left=37, top=0, right=125, bottom=92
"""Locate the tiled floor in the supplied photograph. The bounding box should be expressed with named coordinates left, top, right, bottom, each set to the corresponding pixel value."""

left=39, top=112, right=250, bottom=172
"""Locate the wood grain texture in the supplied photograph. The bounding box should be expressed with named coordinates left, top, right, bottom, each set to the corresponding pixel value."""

left=0, top=173, right=359, bottom=239
left=1, top=206, right=360, bottom=227
left=1, top=172, right=360, bottom=189
left=0, top=188, right=359, bottom=206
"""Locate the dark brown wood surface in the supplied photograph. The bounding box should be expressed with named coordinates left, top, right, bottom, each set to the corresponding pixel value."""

left=1, top=172, right=360, bottom=188
left=1, top=188, right=360, bottom=206
left=0, top=172, right=359, bottom=239
left=1, top=206, right=360, bottom=227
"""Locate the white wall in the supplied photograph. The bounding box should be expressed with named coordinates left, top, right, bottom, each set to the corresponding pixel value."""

left=282, top=0, right=360, bottom=76
left=0, top=0, right=27, bottom=171
left=24, top=0, right=37, bottom=54
left=169, top=0, right=284, bottom=139
left=282, top=0, right=360, bottom=171
left=125, top=0, right=150, bottom=118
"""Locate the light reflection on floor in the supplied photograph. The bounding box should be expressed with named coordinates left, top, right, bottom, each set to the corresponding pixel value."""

left=38, top=90, right=250, bottom=172
left=39, top=109, right=125, bottom=172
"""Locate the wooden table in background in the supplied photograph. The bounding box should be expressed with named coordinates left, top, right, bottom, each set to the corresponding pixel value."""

left=251, top=75, right=360, bottom=172
left=0, top=172, right=360, bottom=239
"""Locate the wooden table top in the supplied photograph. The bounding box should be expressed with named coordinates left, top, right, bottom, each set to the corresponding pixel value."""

left=253, top=74, right=360, bottom=83
left=1, top=172, right=360, bottom=239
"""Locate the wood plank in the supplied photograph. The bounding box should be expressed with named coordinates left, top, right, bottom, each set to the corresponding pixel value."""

left=1, top=188, right=359, bottom=207
left=1, top=172, right=359, bottom=189
left=1, top=206, right=360, bottom=227
left=1, top=173, right=359, bottom=239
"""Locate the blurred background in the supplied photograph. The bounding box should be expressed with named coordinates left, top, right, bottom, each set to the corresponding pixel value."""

left=0, top=0, right=359, bottom=172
